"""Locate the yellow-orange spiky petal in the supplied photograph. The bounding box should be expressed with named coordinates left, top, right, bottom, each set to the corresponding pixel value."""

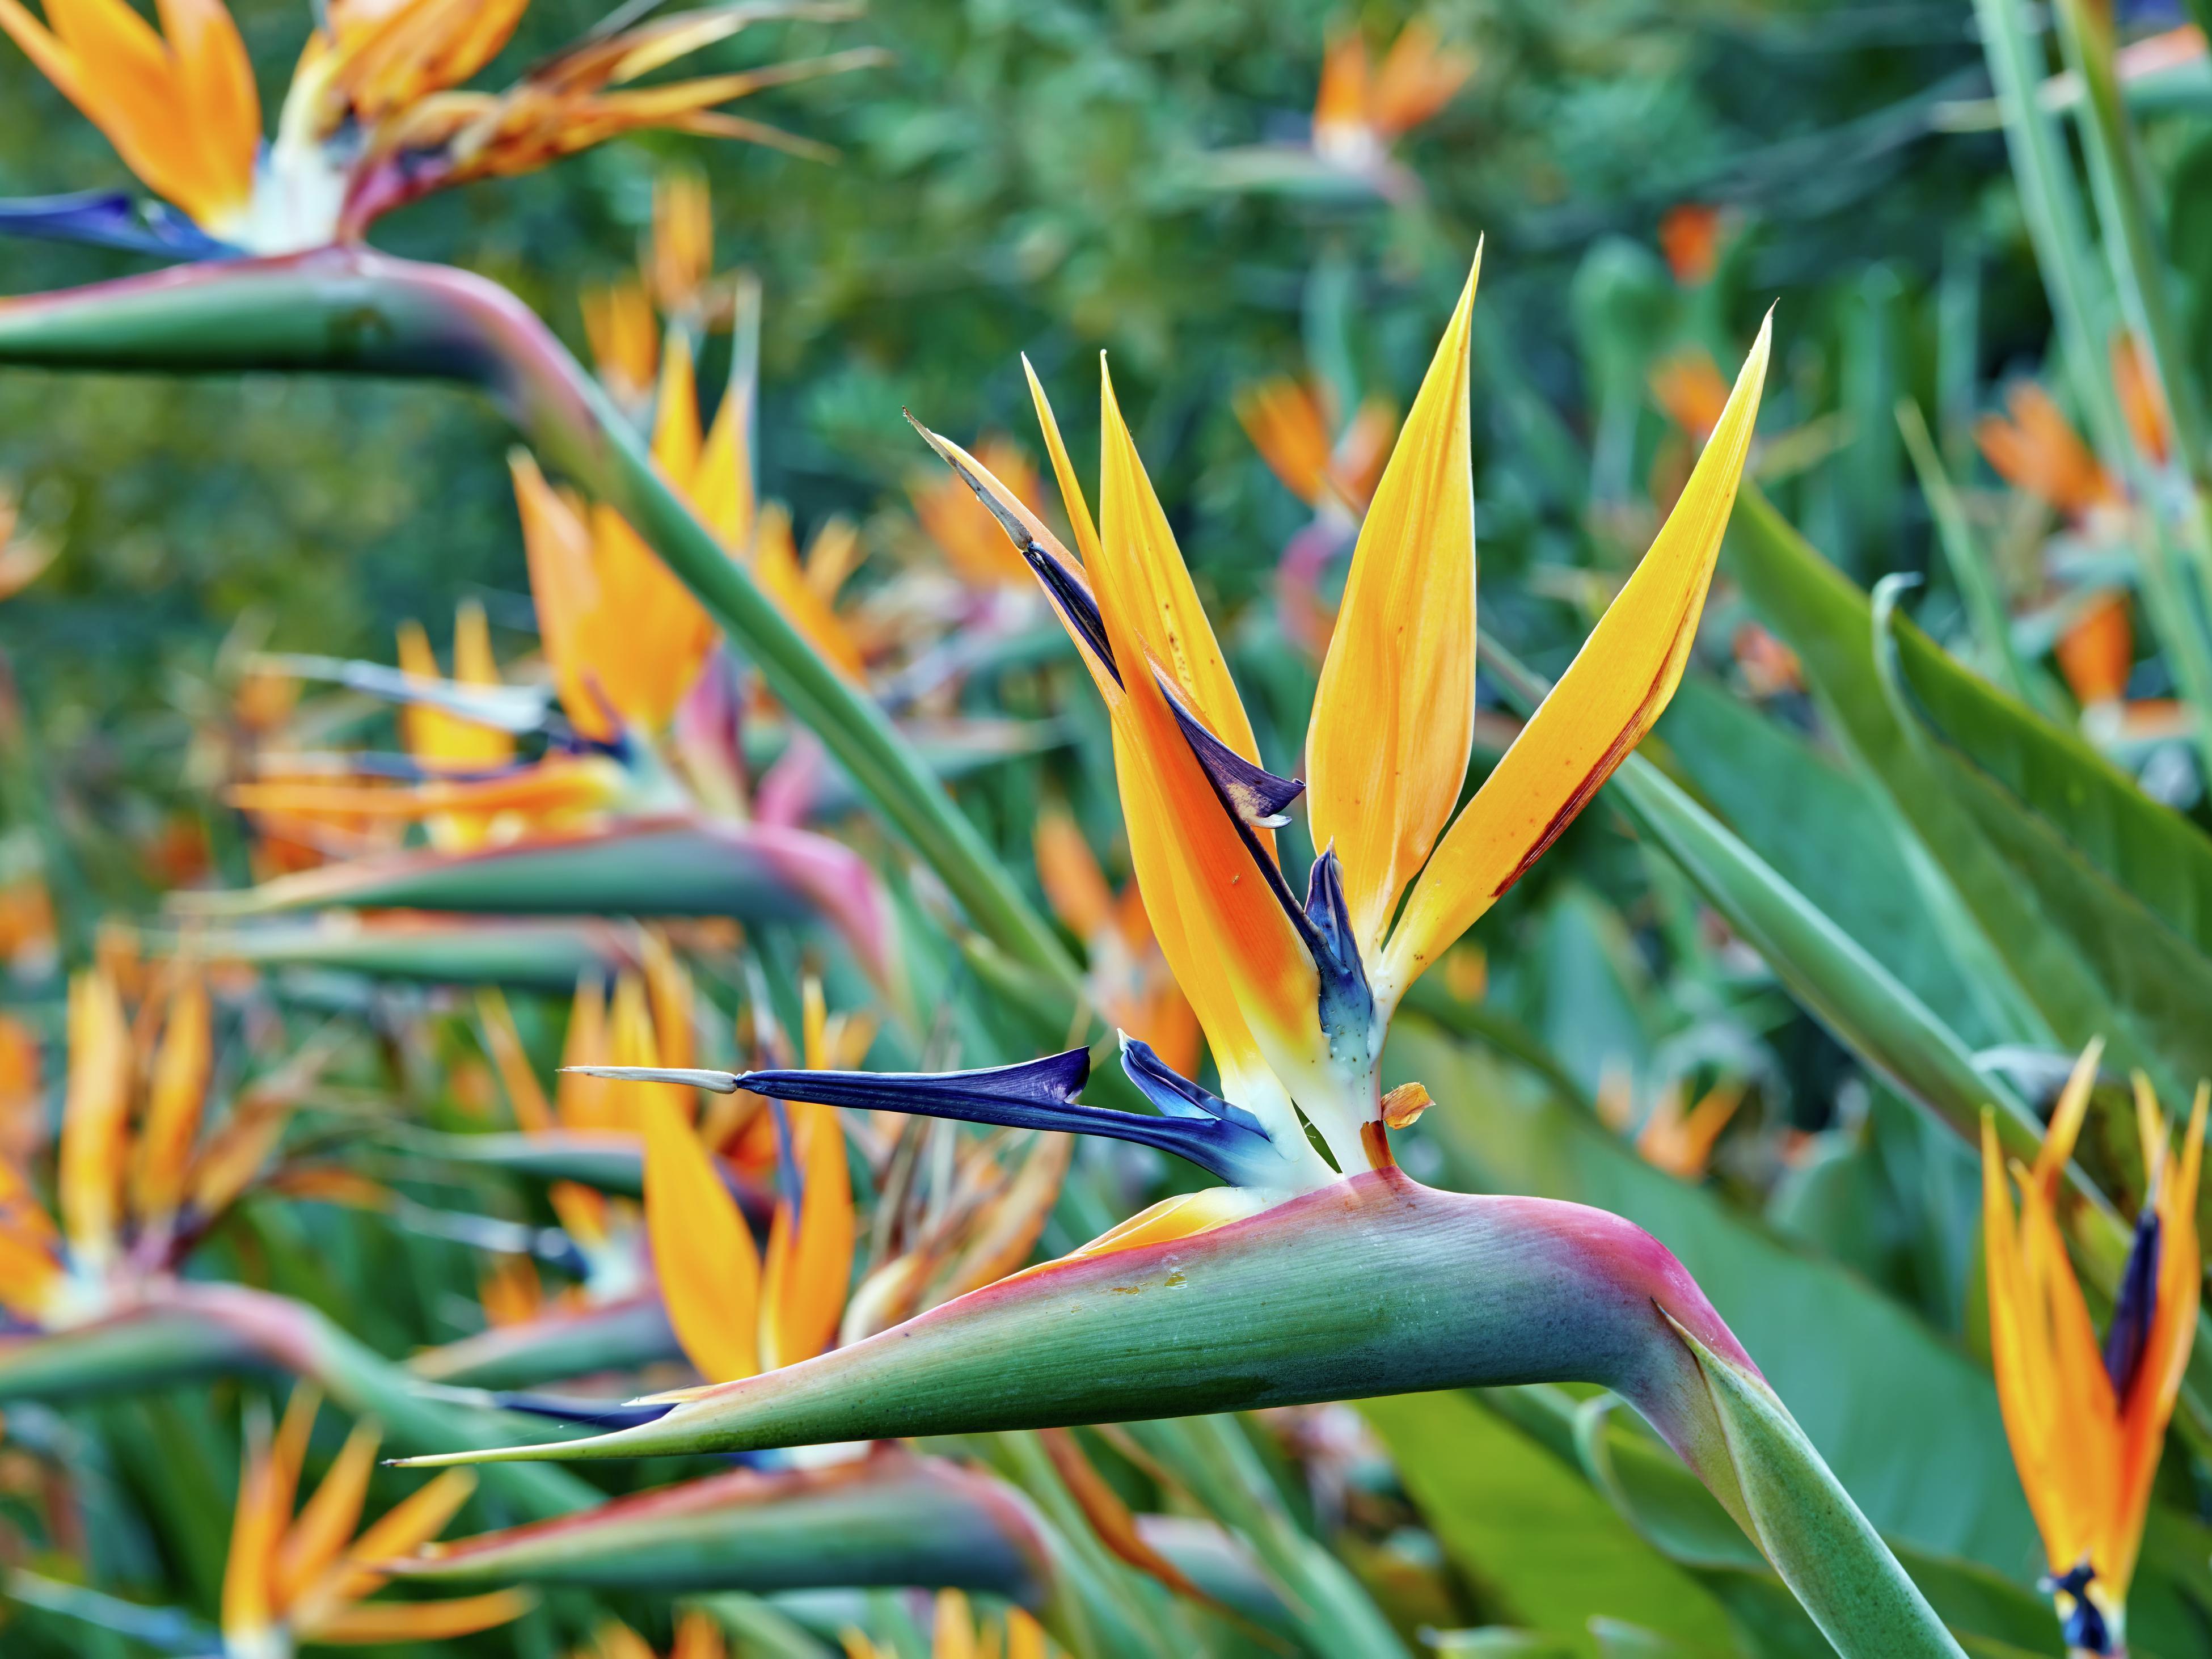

left=643, top=1083, right=762, bottom=1383
left=1092, top=370, right=1322, bottom=1097
left=1382, top=314, right=1770, bottom=1000
left=330, top=1467, right=478, bottom=1602
left=57, top=966, right=131, bottom=1269
left=752, top=504, right=869, bottom=683
left=1370, top=19, right=1474, bottom=138
left=273, top=1420, right=379, bottom=1609
left=298, top=1589, right=535, bottom=1645
left=1306, top=255, right=1479, bottom=957
left=130, top=966, right=212, bottom=1226
left=1033, top=806, right=1116, bottom=940
left=0, top=0, right=258, bottom=230
left=582, top=278, right=661, bottom=408
left=1235, top=378, right=1335, bottom=509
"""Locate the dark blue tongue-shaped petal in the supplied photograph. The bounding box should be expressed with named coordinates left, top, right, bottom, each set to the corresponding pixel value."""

left=903, top=413, right=1120, bottom=678
left=1304, top=847, right=1375, bottom=1059
left=1117, top=1036, right=1270, bottom=1140
left=1164, top=697, right=1303, bottom=828
left=717, top=1050, right=1283, bottom=1185
left=0, top=191, right=239, bottom=259
left=2104, top=1207, right=2162, bottom=1405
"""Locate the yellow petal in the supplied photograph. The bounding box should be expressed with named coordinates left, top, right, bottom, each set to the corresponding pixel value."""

left=2032, top=1040, right=2104, bottom=1198
left=57, top=967, right=131, bottom=1269
left=673, top=1607, right=729, bottom=1659
left=511, top=450, right=615, bottom=744
left=1033, top=805, right=1115, bottom=940
left=475, top=988, right=553, bottom=1134
left=336, top=1468, right=478, bottom=1601
left=643, top=1085, right=762, bottom=1383
left=653, top=327, right=705, bottom=489
left=130, top=966, right=212, bottom=1226
left=1381, top=314, right=1771, bottom=1001
left=554, top=975, right=614, bottom=1132
left=274, top=1420, right=379, bottom=1608
left=1096, top=361, right=1264, bottom=768
left=759, top=1092, right=852, bottom=1369
left=1306, top=254, right=1479, bottom=957
left=1023, top=355, right=1101, bottom=571
left=1087, top=365, right=1327, bottom=1112
left=154, top=0, right=260, bottom=225
left=752, top=503, right=869, bottom=682
left=299, top=1588, right=534, bottom=1644
left=221, top=1409, right=289, bottom=1641
left=934, top=1589, right=978, bottom=1659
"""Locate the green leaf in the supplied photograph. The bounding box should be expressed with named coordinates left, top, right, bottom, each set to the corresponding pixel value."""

left=390, top=1451, right=1057, bottom=1604
left=384, top=1128, right=645, bottom=1196
left=1736, top=483, right=2212, bottom=1097
left=1654, top=679, right=2012, bottom=1048
left=407, top=1295, right=681, bottom=1390
left=1390, top=1025, right=2039, bottom=1576
left=1359, top=1391, right=1738, bottom=1659
left=159, top=917, right=634, bottom=989
left=171, top=817, right=895, bottom=987
left=1669, top=1319, right=1965, bottom=1658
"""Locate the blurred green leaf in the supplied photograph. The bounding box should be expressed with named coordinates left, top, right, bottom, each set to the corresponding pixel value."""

left=1359, top=1391, right=1737, bottom=1659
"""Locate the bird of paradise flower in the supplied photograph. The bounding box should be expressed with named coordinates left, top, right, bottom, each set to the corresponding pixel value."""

left=0, top=0, right=883, bottom=257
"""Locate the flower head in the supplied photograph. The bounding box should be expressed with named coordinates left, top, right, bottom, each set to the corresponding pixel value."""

left=1311, top=17, right=1474, bottom=172
left=0, top=963, right=318, bottom=1327
left=1977, top=383, right=2118, bottom=520
left=1982, top=1042, right=2206, bottom=1654
left=221, top=1386, right=530, bottom=1656
left=0, top=0, right=879, bottom=255
left=903, top=257, right=1767, bottom=1188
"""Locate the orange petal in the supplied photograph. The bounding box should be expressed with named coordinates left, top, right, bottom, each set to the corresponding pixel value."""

left=1234, top=378, right=1335, bottom=508
left=274, top=1420, right=379, bottom=1608
left=1093, top=367, right=1326, bottom=1087
left=653, top=327, right=705, bottom=489
left=673, top=1606, right=729, bottom=1659
left=1306, top=254, right=1479, bottom=957
left=475, top=987, right=554, bottom=1134
left=759, top=1093, right=852, bottom=1369
left=1369, top=18, right=1474, bottom=138
left=512, top=450, right=616, bottom=744
left=57, top=967, right=131, bottom=1268
left=643, top=1085, right=762, bottom=1383
left=299, top=1588, right=534, bottom=1644
left=1095, top=361, right=1264, bottom=770
left=1033, top=805, right=1116, bottom=940
left=1382, top=314, right=1770, bottom=1001
left=221, top=1405, right=290, bottom=1641
left=339, top=1468, right=478, bottom=1597
left=752, top=503, right=868, bottom=683
left=130, top=965, right=212, bottom=1226
left=555, top=976, right=615, bottom=1132
left=2055, top=591, right=2134, bottom=707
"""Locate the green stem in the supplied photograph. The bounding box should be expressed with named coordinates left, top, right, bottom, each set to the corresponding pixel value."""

left=0, top=251, right=1081, bottom=998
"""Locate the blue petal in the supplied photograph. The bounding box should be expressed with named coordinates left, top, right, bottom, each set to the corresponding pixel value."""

left=2103, top=1207, right=2162, bottom=1404
left=1117, top=1036, right=1272, bottom=1142
left=1165, top=695, right=1303, bottom=827
left=733, top=1050, right=1285, bottom=1185
left=0, top=191, right=238, bottom=259
left=1303, top=846, right=1375, bottom=1058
